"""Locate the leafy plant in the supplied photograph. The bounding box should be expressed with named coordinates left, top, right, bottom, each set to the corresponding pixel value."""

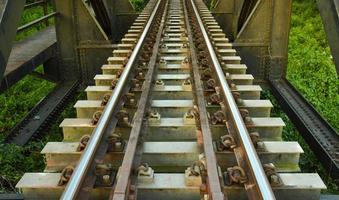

left=0, top=68, right=55, bottom=139
left=287, top=0, right=338, bottom=131
left=16, top=3, right=54, bottom=41
left=130, top=0, right=147, bottom=11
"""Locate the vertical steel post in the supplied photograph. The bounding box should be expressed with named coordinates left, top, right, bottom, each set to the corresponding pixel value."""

left=53, top=0, right=111, bottom=82
left=269, top=0, right=292, bottom=80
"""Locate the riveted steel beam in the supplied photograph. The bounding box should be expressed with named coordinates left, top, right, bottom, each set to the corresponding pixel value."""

left=53, top=0, right=112, bottom=83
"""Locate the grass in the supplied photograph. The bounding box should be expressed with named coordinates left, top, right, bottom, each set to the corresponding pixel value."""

left=0, top=67, right=55, bottom=139
left=16, top=4, right=54, bottom=41
left=0, top=99, right=78, bottom=193
left=0, top=3, right=56, bottom=137
left=0, top=3, right=59, bottom=193
left=130, top=0, right=147, bottom=11
left=287, top=0, right=339, bottom=131
left=0, top=2, right=56, bottom=135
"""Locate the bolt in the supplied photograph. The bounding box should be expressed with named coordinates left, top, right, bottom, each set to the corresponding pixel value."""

left=200, top=183, right=207, bottom=192
left=270, top=174, right=279, bottom=185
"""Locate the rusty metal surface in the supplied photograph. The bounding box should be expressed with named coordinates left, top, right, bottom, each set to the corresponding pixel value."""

left=189, top=0, right=274, bottom=198
left=184, top=1, right=224, bottom=199
left=60, top=0, right=161, bottom=199
left=111, top=3, right=166, bottom=199
left=74, top=96, right=122, bottom=200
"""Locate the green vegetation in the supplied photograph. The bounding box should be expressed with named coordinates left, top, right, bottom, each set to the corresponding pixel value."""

left=264, top=0, right=339, bottom=193
left=0, top=68, right=55, bottom=139
left=0, top=100, right=77, bottom=193
left=209, top=0, right=219, bottom=9
left=257, top=2, right=339, bottom=193
left=1, top=1, right=56, bottom=137
left=0, top=2, right=56, bottom=136
left=287, top=0, right=339, bottom=131
left=16, top=4, right=54, bottom=41
left=1, top=3, right=58, bottom=193
left=130, top=0, right=147, bottom=11
left=281, top=0, right=339, bottom=192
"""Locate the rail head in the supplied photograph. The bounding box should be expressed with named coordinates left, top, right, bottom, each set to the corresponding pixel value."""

left=60, top=0, right=162, bottom=199
left=189, top=0, right=275, bottom=199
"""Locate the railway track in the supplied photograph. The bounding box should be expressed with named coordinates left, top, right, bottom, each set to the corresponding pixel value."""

left=16, top=0, right=326, bottom=199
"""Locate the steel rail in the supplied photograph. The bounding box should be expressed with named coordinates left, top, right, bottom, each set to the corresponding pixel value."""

left=189, top=0, right=276, bottom=199
left=111, top=1, right=166, bottom=199
left=183, top=1, right=224, bottom=199
left=60, top=0, right=162, bottom=198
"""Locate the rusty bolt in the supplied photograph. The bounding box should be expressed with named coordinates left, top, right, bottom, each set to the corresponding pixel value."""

left=91, top=111, right=102, bottom=125
left=101, top=93, right=111, bottom=106
left=58, top=166, right=74, bottom=186
left=77, top=135, right=90, bottom=152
